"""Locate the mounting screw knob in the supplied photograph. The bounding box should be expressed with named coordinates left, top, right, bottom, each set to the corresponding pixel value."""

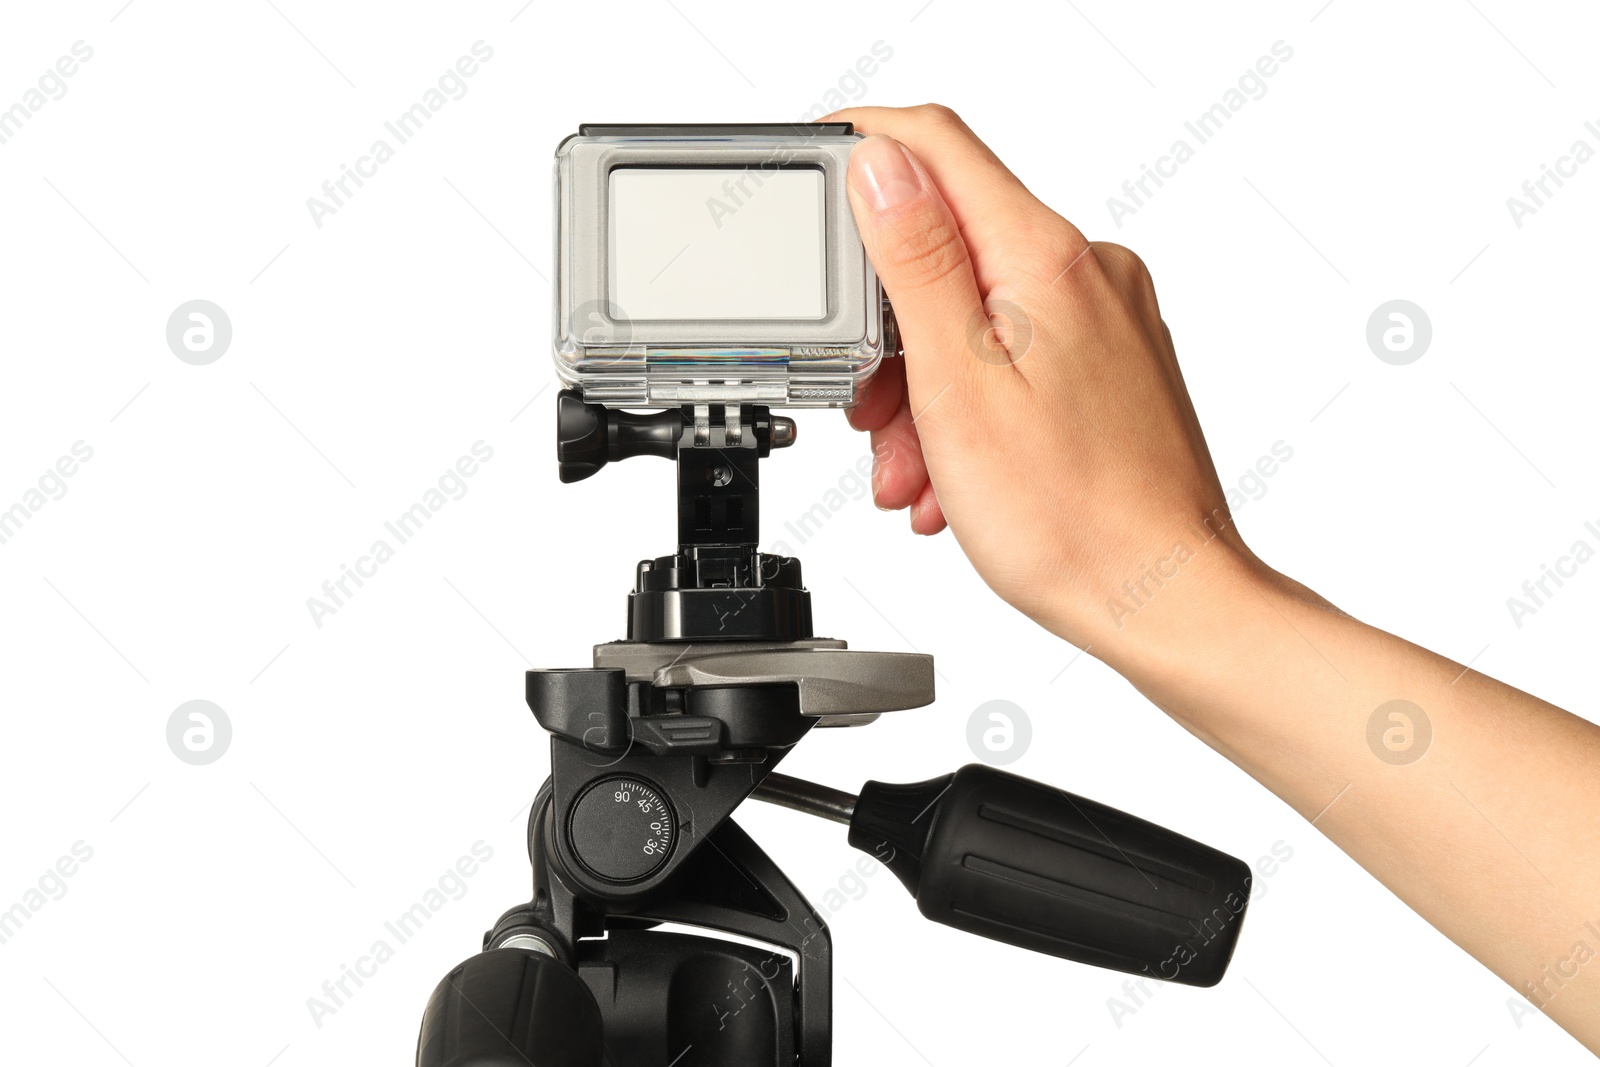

left=556, top=390, right=681, bottom=483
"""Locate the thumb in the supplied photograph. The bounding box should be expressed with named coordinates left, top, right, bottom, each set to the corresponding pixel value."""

left=845, top=134, right=986, bottom=409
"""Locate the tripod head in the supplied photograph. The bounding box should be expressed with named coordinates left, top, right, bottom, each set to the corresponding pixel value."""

left=416, top=392, right=1254, bottom=1067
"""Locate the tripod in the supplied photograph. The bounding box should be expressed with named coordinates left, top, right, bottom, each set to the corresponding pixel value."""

left=416, top=393, right=1253, bottom=1067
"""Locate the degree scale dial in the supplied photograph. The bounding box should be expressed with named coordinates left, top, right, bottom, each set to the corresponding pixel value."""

left=567, top=776, right=677, bottom=883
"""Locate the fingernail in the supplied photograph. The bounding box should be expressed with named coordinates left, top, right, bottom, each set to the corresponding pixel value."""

left=852, top=135, right=921, bottom=212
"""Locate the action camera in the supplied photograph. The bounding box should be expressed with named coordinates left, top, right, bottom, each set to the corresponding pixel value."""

left=553, top=123, right=896, bottom=409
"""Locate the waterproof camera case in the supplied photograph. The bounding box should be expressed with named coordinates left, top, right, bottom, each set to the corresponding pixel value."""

left=554, top=123, right=895, bottom=408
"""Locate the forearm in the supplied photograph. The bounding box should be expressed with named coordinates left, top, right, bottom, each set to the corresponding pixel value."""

left=1085, top=544, right=1600, bottom=1050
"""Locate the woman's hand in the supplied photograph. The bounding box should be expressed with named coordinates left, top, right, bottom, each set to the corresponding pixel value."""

left=831, top=105, right=1260, bottom=662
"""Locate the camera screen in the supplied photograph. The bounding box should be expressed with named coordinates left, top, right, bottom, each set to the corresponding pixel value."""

left=608, top=167, right=827, bottom=321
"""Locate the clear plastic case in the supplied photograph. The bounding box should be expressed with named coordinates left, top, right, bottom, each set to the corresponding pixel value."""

left=553, top=124, right=891, bottom=408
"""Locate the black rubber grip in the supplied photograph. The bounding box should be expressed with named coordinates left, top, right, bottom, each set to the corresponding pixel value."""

left=848, top=765, right=1252, bottom=987
left=416, top=949, right=606, bottom=1067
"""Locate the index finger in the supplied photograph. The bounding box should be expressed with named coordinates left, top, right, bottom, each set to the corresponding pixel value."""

left=824, top=104, right=1087, bottom=286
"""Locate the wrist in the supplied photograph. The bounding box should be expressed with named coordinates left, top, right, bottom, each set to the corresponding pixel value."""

left=1066, top=537, right=1289, bottom=699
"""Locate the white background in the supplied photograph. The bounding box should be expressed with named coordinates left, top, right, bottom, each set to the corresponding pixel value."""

left=1, top=1, right=1597, bottom=1065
